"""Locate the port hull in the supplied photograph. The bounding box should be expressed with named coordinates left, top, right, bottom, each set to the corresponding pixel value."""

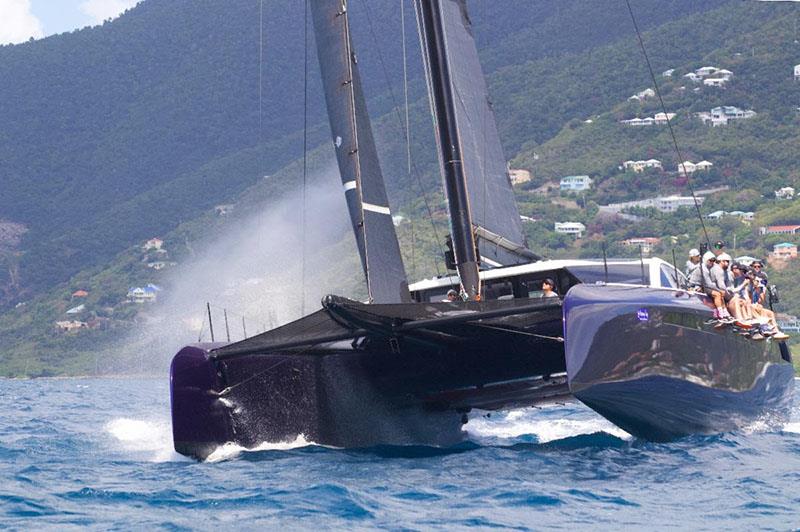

left=171, top=298, right=570, bottom=459
left=564, top=284, right=794, bottom=441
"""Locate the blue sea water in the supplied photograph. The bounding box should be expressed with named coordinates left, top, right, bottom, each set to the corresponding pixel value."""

left=1, top=378, right=800, bottom=530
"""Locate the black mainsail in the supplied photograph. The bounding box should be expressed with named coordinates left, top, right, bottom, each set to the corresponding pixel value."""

left=310, top=0, right=411, bottom=303
left=416, top=0, right=537, bottom=271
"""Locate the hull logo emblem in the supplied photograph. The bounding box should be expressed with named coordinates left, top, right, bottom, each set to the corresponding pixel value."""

left=637, top=308, right=649, bottom=321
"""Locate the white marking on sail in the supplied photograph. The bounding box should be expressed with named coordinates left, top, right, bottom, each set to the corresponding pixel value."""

left=343, top=180, right=357, bottom=191
left=362, top=202, right=390, bottom=215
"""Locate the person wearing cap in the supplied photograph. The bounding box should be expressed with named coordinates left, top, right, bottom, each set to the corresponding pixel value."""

left=541, top=278, right=558, bottom=298
left=685, top=248, right=701, bottom=277
left=444, top=289, right=459, bottom=302
left=689, top=251, right=734, bottom=323
left=713, top=240, right=726, bottom=256
left=717, top=253, right=751, bottom=324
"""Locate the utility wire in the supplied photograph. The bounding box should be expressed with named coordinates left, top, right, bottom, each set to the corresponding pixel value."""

left=624, top=0, right=711, bottom=248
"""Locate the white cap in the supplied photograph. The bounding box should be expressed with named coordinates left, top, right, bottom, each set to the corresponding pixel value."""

left=717, top=252, right=732, bottom=262
left=689, top=248, right=700, bottom=257
left=703, top=251, right=717, bottom=262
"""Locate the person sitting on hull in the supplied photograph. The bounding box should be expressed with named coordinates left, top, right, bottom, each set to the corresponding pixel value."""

left=685, top=248, right=701, bottom=277
left=728, top=263, right=789, bottom=340
left=689, top=251, right=734, bottom=324
left=444, top=289, right=460, bottom=302
left=744, top=267, right=789, bottom=340
left=716, top=253, right=750, bottom=325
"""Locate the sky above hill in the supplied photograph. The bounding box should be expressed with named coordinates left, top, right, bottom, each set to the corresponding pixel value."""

left=0, top=0, right=139, bottom=45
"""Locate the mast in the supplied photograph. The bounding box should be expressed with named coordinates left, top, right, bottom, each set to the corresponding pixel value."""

left=415, top=0, right=481, bottom=299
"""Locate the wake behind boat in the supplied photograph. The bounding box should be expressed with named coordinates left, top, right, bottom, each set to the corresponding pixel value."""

left=169, top=0, right=793, bottom=460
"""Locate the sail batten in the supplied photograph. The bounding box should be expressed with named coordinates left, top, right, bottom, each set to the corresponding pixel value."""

left=311, top=0, right=410, bottom=304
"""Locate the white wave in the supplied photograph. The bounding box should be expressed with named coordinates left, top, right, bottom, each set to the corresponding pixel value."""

left=205, top=435, right=316, bottom=463
left=105, top=417, right=188, bottom=462
left=783, top=422, right=800, bottom=434
left=467, top=409, right=631, bottom=443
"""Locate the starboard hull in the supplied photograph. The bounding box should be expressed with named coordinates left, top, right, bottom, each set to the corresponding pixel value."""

left=563, top=284, right=794, bottom=441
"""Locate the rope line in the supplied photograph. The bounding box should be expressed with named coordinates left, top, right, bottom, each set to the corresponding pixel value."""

left=624, top=0, right=711, bottom=248
left=360, top=0, right=444, bottom=276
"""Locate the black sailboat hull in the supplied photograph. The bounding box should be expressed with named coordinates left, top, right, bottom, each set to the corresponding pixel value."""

left=564, top=284, right=794, bottom=441
left=171, top=298, right=570, bottom=459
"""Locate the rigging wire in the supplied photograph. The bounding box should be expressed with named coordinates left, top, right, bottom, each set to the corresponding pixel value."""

left=624, top=0, right=711, bottom=248
left=301, top=0, right=309, bottom=315
left=359, top=0, right=444, bottom=277
left=400, top=0, right=417, bottom=279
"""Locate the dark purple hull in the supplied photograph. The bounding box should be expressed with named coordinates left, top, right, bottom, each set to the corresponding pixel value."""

left=563, top=284, right=794, bottom=441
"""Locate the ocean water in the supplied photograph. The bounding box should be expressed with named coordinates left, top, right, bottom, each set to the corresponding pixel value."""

left=2, top=378, right=800, bottom=530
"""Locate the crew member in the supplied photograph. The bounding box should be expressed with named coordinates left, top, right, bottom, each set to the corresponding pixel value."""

left=541, top=278, right=558, bottom=298
left=685, top=248, right=701, bottom=277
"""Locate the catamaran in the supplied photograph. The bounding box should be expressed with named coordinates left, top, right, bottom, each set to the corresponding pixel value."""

left=170, top=0, right=794, bottom=460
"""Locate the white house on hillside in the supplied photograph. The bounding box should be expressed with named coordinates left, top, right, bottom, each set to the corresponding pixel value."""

left=623, top=159, right=662, bottom=173
left=775, top=186, right=795, bottom=200
left=560, top=175, right=593, bottom=191
left=697, top=106, right=756, bottom=126
left=703, top=77, right=728, bottom=88
left=554, top=222, right=586, bottom=238
left=629, top=88, right=655, bottom=101
left=678, top=161, right=697, bottom=174
left=795, top=64, right=800, bottom=81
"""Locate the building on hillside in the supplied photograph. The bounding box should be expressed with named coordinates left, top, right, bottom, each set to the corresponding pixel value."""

left=554, top=222, right=586, bottom=238
left=143, top=237, right=163, bottom=251
left=770, top=242, right=798, bottom=261
left=56, top=320, right=87, bottom=332
left=654, top=196, right=703, bottom=213
left=697, top=106, right=756, bottom=127
left=684, top=72, right=701, bottom=83
left=695, top=160, right=714, bottom=171
left=509, top=169, right=532, bottom=185
left=622, top=237, right=661, bottom=256
left=703, top=77, right=728, bottom=88
left=775, top=186, right=795, bottom=200
left=623, top=159, right=662, bottom=173
left=66, top=304, right=85, bottom=315
left=559, top=175, right=593, bottom=191
left=706, top=210, right=753, bottom=221
left=520, top=215, right=536, bottom=223
left=678, top=161, right=697, bottom=174
left=760, top=224, right=800, bottom=236
left=795, top=64, right=800, bottom=81
left=653, top=112, right=676, bottom=124
left=695, top=66, right=719, bottom=77
left=728, top=210, right=755, bottom=222
left=146, top=261, right=174, bottom=270
left=127, top=286, right=158, bottom=303
left=620, top=114, right=670, bottom=126
left=662, top=69, right=675, bottom=78
left=629, top=88, right=655, bottom=101
left=599, top=195, right=704, bottom=215
left=72, top=290, right=89, bottom=298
